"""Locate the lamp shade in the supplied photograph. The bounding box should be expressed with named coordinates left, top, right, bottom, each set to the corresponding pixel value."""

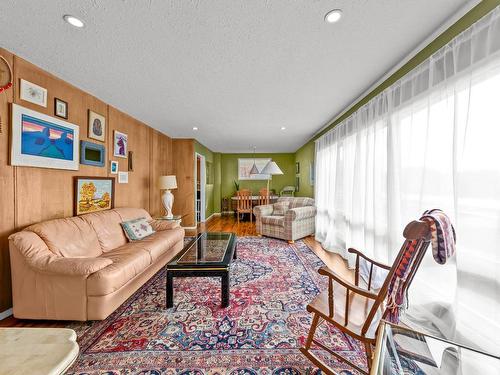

left=158, top=175, right=177, bottom=190
left=260, top=160, right=283, bottom=175
left=249, top=163, right=260, bottom=175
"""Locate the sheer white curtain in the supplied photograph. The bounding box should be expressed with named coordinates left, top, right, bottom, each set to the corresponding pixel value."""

left=315, top=7, right=500, bottom=355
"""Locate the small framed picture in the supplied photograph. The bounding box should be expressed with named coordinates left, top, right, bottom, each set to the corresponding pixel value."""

left=74, top=176, right=115, bottom=216
left=88, top=110, right=106, bottom=142
left=118, top=171, right=128, bottom=184
left=113, top=130, right=128, bottom=158
left=296, top=162, right=300, bottom=174
left=54, top=98, right=68, bottom=119
left=110, top=160, right=118, bottom=174
left=20, top=79, right=47, bottom=107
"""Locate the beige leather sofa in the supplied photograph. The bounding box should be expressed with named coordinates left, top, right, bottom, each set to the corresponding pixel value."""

left=8, top=207, right=184, bottom=321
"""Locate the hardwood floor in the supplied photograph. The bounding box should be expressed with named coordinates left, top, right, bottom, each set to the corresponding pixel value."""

left=0, top=214, right=352, bottom=327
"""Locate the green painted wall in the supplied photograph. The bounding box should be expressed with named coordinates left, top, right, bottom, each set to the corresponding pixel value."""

left=213, top=152, right=222, bottom=213
left=194, top=141, right=215, bottom=218
left=220, top=153, right=296, bottom=199
left=294, top=141, right=315, bottom=198
left=292, top=0, right=500, bottom=197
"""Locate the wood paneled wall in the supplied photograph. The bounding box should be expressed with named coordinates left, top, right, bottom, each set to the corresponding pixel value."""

left=172, top=139, right=195, bottom=227
left=0, top=48, right=176, bottom=312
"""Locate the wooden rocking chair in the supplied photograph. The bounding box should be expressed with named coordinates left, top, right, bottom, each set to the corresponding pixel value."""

left=300, top=219, right=432, bottom=374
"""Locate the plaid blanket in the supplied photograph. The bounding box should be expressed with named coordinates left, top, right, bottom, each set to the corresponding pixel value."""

left=386, top=209, right=456, bottom=323
left=420, top=209, right=456, bottom=264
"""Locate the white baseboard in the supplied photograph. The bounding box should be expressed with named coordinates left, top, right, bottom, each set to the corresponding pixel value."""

left=0, top=308, right=13, bottom=321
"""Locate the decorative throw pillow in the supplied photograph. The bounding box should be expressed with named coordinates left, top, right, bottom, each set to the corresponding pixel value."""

left=121, top=217, right=155, bottom=241
left=272, top=201, right=290, bottom=216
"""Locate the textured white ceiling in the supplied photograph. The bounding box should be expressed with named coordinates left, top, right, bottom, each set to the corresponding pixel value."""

left=1, top=0, right=473, bottom=152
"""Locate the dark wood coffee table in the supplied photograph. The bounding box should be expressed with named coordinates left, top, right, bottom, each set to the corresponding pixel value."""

left=166, top=232, right=237, bottom=308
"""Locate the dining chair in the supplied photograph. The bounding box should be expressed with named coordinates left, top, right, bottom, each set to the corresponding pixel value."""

left=257, top=187, right=269, bottom=206
left=300, top=219, right=432, bottom=375
left=236, top=190, right=253, bottom=224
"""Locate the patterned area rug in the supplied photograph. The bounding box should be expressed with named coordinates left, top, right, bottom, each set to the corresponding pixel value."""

left=66, top=237, right=367, bottom=374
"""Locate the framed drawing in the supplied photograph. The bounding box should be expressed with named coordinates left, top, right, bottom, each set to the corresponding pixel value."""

left=20, top=79, right=47, bottom=107
left=296, top=162, right=300, bottom=174
left=54, top=98, right=68, bottom=119
left=88, top=110, right=105, bottom=142
left=110, top=160, right=118, bottom=174
left=80, top=140, right=105, bottom=167
left=74, top=176, right=115, bottom=216
left=113, top=130, right=128, bottom=158
left=309, top=161, right=315, bottom=186
left=118, top=171, right=129, bottom=184
left=238, top=158, right=270, bottom=180
left=11, top=103, right=79, bottom=170
left=296, top=176, right=300, bottom=193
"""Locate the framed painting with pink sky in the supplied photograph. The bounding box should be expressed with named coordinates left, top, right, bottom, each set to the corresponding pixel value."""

left=10, top=103, right=79, bottom=170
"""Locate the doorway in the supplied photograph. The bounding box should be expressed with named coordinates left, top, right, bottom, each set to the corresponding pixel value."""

left=195, top=153, right=206, bottom=223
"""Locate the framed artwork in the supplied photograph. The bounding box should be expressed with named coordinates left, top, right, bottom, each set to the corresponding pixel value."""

left=296, top=176, right=300, bottom=193
left=11, top=103, right=79, bottom=170
left=238, top=158, right=271, bottom=180
left=74, top=176, right=115, bottom=216
left=54, top=98, right=68, bottom=119
left=88, top=110, right=106, bottom=142
left=296, top=162, right=300, bottom=174
left=80, top=140, right=105, bottom=167
left=118, top=171, right=129, bottom=184
left=20, top=79, right=47, bottom=107
left=110, top=160, right=118, bottom=174
left=113, top=130, right=128, bottom=158
left=128, top=151, right=134, bottom=171
left=309, top=161, right=315, bottom=186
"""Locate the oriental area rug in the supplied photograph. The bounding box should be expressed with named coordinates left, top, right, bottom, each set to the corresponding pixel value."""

left=66, top=237, right=367, bottom=374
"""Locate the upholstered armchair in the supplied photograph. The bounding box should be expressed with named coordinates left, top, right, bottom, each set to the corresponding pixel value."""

left=253, top=197, right=316, bottom=243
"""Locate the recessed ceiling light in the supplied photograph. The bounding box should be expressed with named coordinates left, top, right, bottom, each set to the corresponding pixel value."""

left=281, top=126, right=286, bottom=130
left=192, top=126, right=199, bottom=131
left=324, top=9, right=343, bottom=24
left=63, top=15, right=85, bottom=28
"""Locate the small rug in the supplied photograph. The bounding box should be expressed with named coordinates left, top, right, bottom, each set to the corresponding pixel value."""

left=66, top=237, right=367, bottom=374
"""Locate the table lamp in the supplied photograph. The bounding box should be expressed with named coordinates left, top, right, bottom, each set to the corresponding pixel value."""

left=159, top=175, right=177, bottom=218
left=260, top=160, right=283, bottom=193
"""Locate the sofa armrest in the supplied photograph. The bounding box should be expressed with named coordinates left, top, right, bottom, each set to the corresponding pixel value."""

left=9, top=231, right=112, bottom=276
left=253, top=204, right=274, bottom=217
left=285, top=206, right=317, bottom=221
left=149, top=219, right=180, bottom=231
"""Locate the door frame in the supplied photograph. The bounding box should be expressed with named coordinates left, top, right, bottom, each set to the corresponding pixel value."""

left=195, top=152, right=206, bottom=223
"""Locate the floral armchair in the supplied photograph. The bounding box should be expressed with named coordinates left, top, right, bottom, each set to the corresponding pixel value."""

left=253, top=197, right=316, bottom=243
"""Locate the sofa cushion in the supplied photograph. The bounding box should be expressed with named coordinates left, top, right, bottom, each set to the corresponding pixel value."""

left=115, top=207, right=153, bottom=222
left=82, top=210, right=128, bottom=252
left=121, top=217, right=155, bottom=241
left=136, top=227, right=185, bottom=262
left=277, top=197, right=315, bottom=209
left=261, top=215, right=285, bottom=226
left=26, top=217, right=102, bottom=258
left=272, top=201, right=290, bottom=216
left=87, top=244, right=151, bottom=296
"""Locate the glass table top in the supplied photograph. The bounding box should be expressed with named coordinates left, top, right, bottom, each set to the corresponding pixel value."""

left=373, top=321, right=500, bottom=375
left=168, top=232, right=236, bottom=268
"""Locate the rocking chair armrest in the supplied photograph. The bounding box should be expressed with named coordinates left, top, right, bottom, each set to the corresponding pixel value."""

left=348, top=248, right=391, bottom=271
left=318, top=266, right=378, bottom=299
